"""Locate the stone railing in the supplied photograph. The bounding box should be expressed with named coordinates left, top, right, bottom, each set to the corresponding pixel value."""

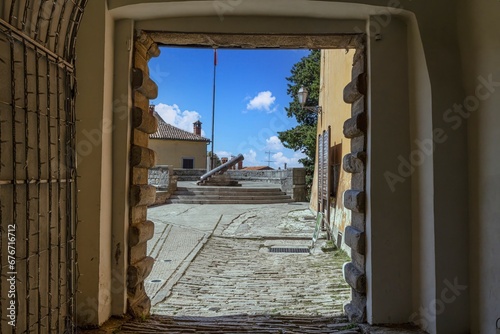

left=148, top=165, right=172, bottom=190
left=148, top=165, right=177, bottom=206
left=227, top=168, right=307, bottom=202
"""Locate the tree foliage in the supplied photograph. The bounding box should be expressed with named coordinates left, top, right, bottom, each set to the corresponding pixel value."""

left=278, top=50, right=320, bottom=194
left=207, top=151, right=222, bottom=168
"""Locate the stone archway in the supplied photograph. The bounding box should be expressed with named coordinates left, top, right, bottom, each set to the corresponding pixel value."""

left=68, top=1, right=430, bottom=328
left=128, top=30, right=368, bottom=321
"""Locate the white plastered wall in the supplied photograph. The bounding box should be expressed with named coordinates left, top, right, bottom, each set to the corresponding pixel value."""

left=75, top=0, right=115, bottom=325
left=458, top=0, right=500, bottom=333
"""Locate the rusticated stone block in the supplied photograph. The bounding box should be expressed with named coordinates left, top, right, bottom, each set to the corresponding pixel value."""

left=343, top=262, right=366, bottom=293
left=133, top=129, right=149, bottom=147
left=128, top=256, right=155, bottom=288
left=135, top=35, right=151, bottom=59
left=345, top=302, right=366, bottom=323
left=136, top=32, right=160, bottom=60
left=345, top=226, right=365, bottom=255
left=351, top=289, right=367, bottom=311
left=127, top=290, right=151, bottom=318
left=352, top=57, right=366, bottom=79
left=131, top=206, right=147, bottom=225
left=351, top=212, right=365, bottom=232
left=129, top=220, right=155, bottom=247
left=131, top=68, right=158, bottom=99
left=344, top=190, right=365, bottom=213
left=351, top=135, right=365, bottom=153
left=134, top=91, right=149, bottom=112
left=130, top=242, right=148, bottom=265
left=343, top=152, right=366, bottom=174
left=131, top=145, right=156, bottom=168
left=351, top=173, right=365, bottom=192
left=131, top=68, right=145, bottom=89
left=130, top=185, right=157, bottom=207
left=134, top=51, right=149, bottom=74
left=345, top=289, right=367, bottom=323
left=351, top=251, right=365, bottom=272
left=133, top=167, right=149, bottom=185
left=343, top=112, right=366, bottom=138
left=128, top=281, right=146, bottom=301
left=352, top=96, right=365, bottom=117
left=343, top=73, right=367, bottom=104
left=132, top=107, right=158, bottom=134
left=153, top=190, right=172, bottom=206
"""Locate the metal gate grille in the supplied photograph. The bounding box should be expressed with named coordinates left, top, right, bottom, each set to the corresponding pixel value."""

left=1, top=1, right=87, bottom=332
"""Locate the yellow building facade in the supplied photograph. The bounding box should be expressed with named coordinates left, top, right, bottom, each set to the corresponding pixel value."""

left=310, top=49, right=355, bottom=250
left=149, top=113, right=210, bottom=169
left=149, top=139, right=209, bottom=169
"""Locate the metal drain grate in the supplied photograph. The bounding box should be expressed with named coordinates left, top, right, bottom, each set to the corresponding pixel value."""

left=269, top=247, right=310, bottom=254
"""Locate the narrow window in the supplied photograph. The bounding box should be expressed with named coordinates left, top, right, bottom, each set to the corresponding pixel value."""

left=183, top=158, right=194, bottom=169
left=331, top=143, right=342, bottom=197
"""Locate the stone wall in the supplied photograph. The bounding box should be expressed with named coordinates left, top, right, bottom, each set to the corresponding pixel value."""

left=341, top=45, right=367, bottom=323
left=127, top=31, right=160, bottom=318
left=148, top=165, right=172, bottom=190
left=174, top=168, right=206, bottom=181
left=228, top=168, right=307, bottom=202
left=148, top=165, right=178, bottom=205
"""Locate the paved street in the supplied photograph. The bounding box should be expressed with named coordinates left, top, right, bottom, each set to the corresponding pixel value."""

left=145, top=202, right=353, bottom=321
left=84, top=202, right=426, bottom=333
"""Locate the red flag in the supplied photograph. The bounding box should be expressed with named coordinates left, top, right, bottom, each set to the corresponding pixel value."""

left=214, top=49, right=217, bottom=66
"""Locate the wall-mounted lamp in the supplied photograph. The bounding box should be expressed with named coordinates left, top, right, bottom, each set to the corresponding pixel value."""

left=297, top=86, right=322, bottom=114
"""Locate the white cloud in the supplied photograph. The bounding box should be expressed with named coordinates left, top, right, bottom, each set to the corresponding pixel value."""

left=155, top=103, right=205, bottom=135
left=244, top=149, right=258, bottom=164
left=216, top=151, right=233, bottom=159
left=246, top=91, right=276, bottom=112
left=272, top=151, right=306, bottom=169
left=265, top=136, right=284, bottom=151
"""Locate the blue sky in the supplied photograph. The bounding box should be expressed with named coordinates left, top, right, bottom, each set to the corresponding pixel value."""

left=149, top=47, right=310, bottom=169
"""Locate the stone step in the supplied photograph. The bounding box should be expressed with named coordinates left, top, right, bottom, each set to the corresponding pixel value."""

left=177, top=186, right=282, bottom=193
left=169, top=186, right=293, bottom=204
left=171, top=194, right=292, bottom=201
left=167, top=198, right=294, bottom=204
left=175, top=190, right=286, bottom=197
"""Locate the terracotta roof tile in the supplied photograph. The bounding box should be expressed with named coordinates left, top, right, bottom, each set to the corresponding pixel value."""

left=150, top=112, right=210, bottom=142
left=242, top=166, right=275, bottom=171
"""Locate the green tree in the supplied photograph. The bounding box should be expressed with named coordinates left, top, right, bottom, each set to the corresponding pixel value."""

left=207, top=151, right=222, bottom=168
left=278, top=49, right=320, bottom=196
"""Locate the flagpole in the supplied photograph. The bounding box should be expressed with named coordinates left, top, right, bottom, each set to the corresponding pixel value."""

left=210, top=48, right=217, bottom=170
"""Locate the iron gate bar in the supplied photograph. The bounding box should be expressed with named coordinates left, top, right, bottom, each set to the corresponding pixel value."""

left=0, top=10, right=81, bottom=331
left=45, top=41, right=53, bottom=332
left=0, top=19, right=74, bottom=69
left=22, top=35, right=32, bottom=334
left=0, top=179, right=73, bottom=185
left=55, top=0, right=71, bottom=58
left=8, top=27, right=19, bottom=334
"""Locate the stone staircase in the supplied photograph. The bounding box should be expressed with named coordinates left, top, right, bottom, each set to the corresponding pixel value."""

left=167, top=186, right=294, bottom=204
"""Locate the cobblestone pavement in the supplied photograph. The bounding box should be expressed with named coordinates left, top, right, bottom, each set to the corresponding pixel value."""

left=120, top=314, right=359, bottom=333
left=142, top=202, right=358, bottom=333
left=152, top=236, right=351, bottom=317
left=82, top=203, right=424, bottom=333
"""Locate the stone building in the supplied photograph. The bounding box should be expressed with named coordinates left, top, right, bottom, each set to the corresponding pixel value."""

left=0, top=1, right=499, bottom=334
left=149, top=106, right=210, bottom=169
